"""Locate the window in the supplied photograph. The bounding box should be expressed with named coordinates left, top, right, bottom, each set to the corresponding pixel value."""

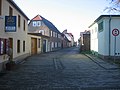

left=33, top=21, right=36, bottom=27
left=9, top=6, right=13, bottom=16
left=33, top=21, right=41, bottom=27
left=51, top=31, right=53, bottom=37
left=52, top=42, right=54, bottom=48
left=37, top=21, right=41, bottom=26
left=0, top=39, right=4, bottom=54
left=58, top=42, right=61, bottom=47
left=98, top=21, right=103, bottom=32
left=17, top=40, right=20, bottom=53
left=55, top=42, right=57, bottom=48
left=55, top=33, right=57, bottom=37
left=0, top=39, right=9, bottom=55
left=23, top=20, right=25, bottom=31
left=58, top=34, right=61, bottom=38
left=53, top=32, right=55, bottom=37
left=23, top=41, right=25, bottom=52
left=18, top=15, right=21, bottom=27
left=0, top=0, right=2, bottom=15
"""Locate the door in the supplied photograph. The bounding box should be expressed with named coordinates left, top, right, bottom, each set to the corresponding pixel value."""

left=43, top=40, right=46, bottom=52
left=31, top=38, right=37, bottom=54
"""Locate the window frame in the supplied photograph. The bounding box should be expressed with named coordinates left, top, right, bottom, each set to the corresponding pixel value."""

left=33, top=21, right=36, bottom=27
left=37, top=21, right=41, bottom=26
left=18, top=15, right=21, bottom=27
left=98, top=21, right=103, bottom=32
left=9, top=6, right=13, bottom=16
left=23, top=20, right=25, bottom=31
left=23, top=41, right=25, bottom=52
left=17, top=40, right=20, bottom=53
left=0, top=38, right=8, bottom=55
left=51, top=31, right=53, bottom=37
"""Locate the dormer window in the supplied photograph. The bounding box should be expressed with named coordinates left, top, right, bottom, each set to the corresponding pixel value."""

left=33, top=21, right=37, bottom=27
left=37, top=21, right=41, bottom=26
left=33, top=21, right=41, bottom=27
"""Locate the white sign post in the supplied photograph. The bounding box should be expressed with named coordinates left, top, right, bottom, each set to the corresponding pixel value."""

left=112, top=28, right=119, bottom=61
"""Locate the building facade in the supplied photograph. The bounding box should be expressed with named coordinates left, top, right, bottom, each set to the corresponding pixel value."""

left=89, top=15, right=120, bottom=59
left=0, top=0, right=29, bottom=71
left=61, top=33, right=70, bottom=48
left=28, top=15, right=62, bottom=52
left=79, top=30, right=90, bottom=52
left=62, top=30, right=74, bottom=47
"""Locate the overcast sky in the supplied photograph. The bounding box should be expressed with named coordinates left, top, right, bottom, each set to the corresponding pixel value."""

left=14, top=0, right=109, bottom=41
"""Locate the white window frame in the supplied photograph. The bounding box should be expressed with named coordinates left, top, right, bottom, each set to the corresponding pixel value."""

left=37, top=21, right=41, bottom=26
left=51, top=31, right=53, bottom=37
left=33, top=21, right=37, bottom=27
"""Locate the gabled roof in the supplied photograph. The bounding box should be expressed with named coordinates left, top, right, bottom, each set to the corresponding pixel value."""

left=61, top=33, right=71, bottom=42
left=32, top=15, right=42, bottom=21
left=89, top=15, right=120, bottom=28
left=95, top=15, right=120, bottom=22
left=30, top=15, right=61, bottom=34
left=40, top=15, right=61, bottom=34
left=7, top=0, right=29, bottom=20
left=67, top=33, right=74, bottom=37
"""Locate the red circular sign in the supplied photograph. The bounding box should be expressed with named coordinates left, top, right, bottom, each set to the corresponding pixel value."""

left=112, top=29, right=119, bottom=36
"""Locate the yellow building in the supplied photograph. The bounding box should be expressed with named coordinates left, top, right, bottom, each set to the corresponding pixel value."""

left=0, top=0, right=29, bottom=71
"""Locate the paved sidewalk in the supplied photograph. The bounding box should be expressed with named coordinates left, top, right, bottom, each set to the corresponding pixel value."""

left=85, top=54, right=120, bottom=70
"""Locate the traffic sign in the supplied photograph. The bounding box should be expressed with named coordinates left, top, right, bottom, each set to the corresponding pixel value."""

left=112, top=28, right=119, bottom=36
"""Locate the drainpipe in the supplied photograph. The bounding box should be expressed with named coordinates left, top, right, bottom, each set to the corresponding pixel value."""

left=109, top=15, right=111, bottom=58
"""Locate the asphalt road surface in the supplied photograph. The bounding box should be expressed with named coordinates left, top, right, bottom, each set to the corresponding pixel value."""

left=0, top=47, right=120, bottom=90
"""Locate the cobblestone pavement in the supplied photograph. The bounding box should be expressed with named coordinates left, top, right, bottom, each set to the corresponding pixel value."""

left=0, top=47, right=120, bottom=90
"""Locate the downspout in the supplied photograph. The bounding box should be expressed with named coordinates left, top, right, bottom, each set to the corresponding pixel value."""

left=109, top=15, right=111, bottom=58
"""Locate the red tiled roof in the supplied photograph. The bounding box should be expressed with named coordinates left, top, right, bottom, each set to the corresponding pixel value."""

left=32, top=15, right=42, bottom=21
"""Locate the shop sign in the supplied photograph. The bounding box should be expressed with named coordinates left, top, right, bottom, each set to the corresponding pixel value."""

left=5, top=16, right=16, bottom=32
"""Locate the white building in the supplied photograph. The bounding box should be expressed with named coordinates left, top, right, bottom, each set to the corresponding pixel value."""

left=89, top=15, right=120, bottom=59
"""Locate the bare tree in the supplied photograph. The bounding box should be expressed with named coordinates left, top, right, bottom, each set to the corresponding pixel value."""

left=104, top=0, right=120, bottom=13
left=111, top=0, right=120, bottom=3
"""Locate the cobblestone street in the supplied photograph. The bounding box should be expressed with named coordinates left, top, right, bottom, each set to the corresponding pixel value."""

left=0, top=47, right=120, bottom=90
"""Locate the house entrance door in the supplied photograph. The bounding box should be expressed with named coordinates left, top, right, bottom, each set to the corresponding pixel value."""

left=31, top=38, right=37, bottom=54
